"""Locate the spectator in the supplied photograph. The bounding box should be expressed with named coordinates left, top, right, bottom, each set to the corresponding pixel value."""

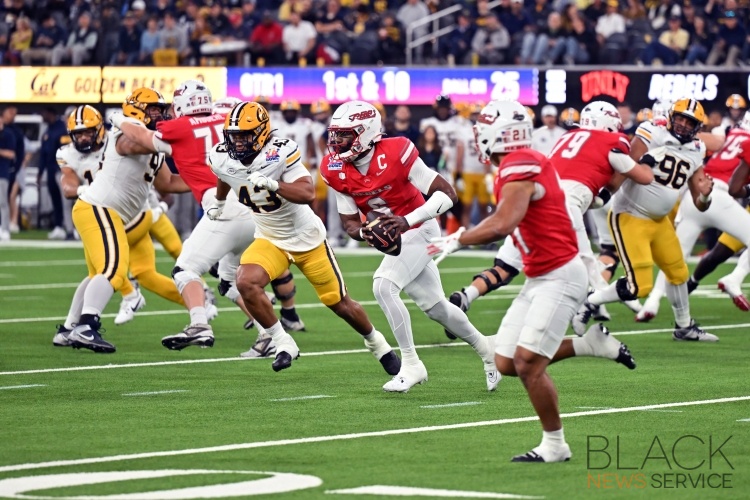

left=417, top=125, right=446, bottom=174
left=283, top=10, right=317, bottom=64
left=685, top=15, right=714, bottom=65
left=527, top=12, right=571, bottom=65
left=376, top=11, right=404, bottom=64
left=443, top=9, right=475, bottom=64
left=21, top=14, right=65, bottom=66
left=584, top=0, right=607, bottom=24
left=531, top=105, right=565, bottom=156
left=158, top=11, right=191, bottom=63
left=639, top=14, right=689, bottom=65
left=189, top=14, right=213, bottom=60
left=154, top=0, right=175, bottom=19
left=389, top=105, right=420, bottom=144
left=99, top=2, right=121, bottom=64
left=0, top=21, right=8, bottom=65
left=707, top=10, right=745, bottom=66
left=529, top=0, right=553, bottom=34
left=648, top=0, right=681, bottom=31
left=623, top=0, right=647, bottom=22
left=139, top=16, right=160, bottom=64
left=473, top=0, right=495, bottom=29
left=471, top=14, right=510, bottom=64
left=397, top=0, right=430, bottom=61
left=595, top=0, right=627, bottom=64
left=347, top=5, right=380, bottom=64
left=565, top=4, right=595, bottom=64
left=4, top=16, right=33, bottom=65
left=50, top=11, right=98, bottom=65
left=207, top=2, right=232, bottom=37
left=111, top=11, right=142, bottom=65
left=249, top=11, right=283, bottom=65
left=0, top=117, right=16, bottom=241
left=314, top=0, right=351, bottom=64
left=347, top=3, right=380, bottom=35
left=131, top=0, right=149, bottom=27
left=39, top=107, right=67, bottom=240
left=499, top=0, right=535, bottom=64
left=1, top=106, right=24, bottom=235
left=240, top=0, right=260, bottom=38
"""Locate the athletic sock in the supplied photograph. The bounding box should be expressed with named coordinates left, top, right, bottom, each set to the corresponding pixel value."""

left=666, top=282, right=691, bottom=328
left=541, top=428, right=566, bottom=450
left=280, top=306, right=300, bottom=321
left=65, top=277, right=91, bottom=329
left=81, top=275, right=114, bottom=317
left=189, top=306, right=208, bottom=326
left=587, top=282, right=620, bottom=306
left=465, top=285, right=480, bottom=303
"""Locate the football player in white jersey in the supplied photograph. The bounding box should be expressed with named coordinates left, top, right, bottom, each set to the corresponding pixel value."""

left=574, top=99, right=718, bottom=342
left=208, top=101, right=400, bottom=375
left=454, top=102, right=492, bottom=229
left=59, top=89, right=190, bottom=353
left=274, top=100, right=316, bottom=170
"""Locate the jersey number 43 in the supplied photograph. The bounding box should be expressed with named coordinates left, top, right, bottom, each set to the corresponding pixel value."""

left=238, top=185, right=282, bottom=213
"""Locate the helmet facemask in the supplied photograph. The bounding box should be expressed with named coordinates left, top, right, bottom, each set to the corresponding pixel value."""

left=327, top=127, right=362, bottom=159
left=70, top=128, right=99, bottom=153
left=669, top=113, right=701, bottom=143
left=224, top=126, right=265, bottom=162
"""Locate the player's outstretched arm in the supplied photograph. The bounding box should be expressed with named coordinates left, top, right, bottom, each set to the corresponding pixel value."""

left=458, top=181, right=534, bottom=246
left=153, top=164, right=190, bottom=194
left=697, top=131, right=726, bottom=152
left=60, top=167, right=83, bottom=199
left=728, top=160, right=750, bottom=199
left=275, top=177, right=315, bottom=205
left=629, top=136, right=648, bottom=162
left=688, top=166, right=713, bottom=212
left=340, top=212, right=374, bottom=244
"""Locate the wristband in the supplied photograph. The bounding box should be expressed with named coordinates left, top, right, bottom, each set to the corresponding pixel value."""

left=359, top=227, right=365, bottom=240
left=597, top=188, right=612, bottom=205
left=699, top=192, right=711, bottom=204
left=76, top=185, right=87, bottom=196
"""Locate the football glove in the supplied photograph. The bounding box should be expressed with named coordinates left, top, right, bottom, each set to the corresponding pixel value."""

left=76, top=185, right=87, bottom=197
left=109, top=112, right=144, bottom=130
left=247, top=171, right=279, bottom=192
left=639, top=146, right=667, bottom=168
left=427, top=227, right=466, bottom=265
left=206, top=199, right=226, bottom=221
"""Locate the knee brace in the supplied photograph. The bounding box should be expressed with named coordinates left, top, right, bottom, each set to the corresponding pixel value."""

left=615, top=276, right=638, bottom=301
left=218, top=278, right=241, bottom=303
left=474, top=260, right=519, bottom=292
left=599, top=244, right=620, bottom=275
left=171, top=265, right=201, bottom=294
left=271, top=272, right=296, bottom=301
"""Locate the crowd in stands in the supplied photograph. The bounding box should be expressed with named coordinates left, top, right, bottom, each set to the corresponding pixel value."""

left=2, top=0, right=750, bottom=67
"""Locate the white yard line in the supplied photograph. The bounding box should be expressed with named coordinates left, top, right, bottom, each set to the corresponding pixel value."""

left=420, top=402, right=483, bottom=409
left=737, top=418, right=750, bottom=422
left=3, top=321, right=750, bottom=377
left=122, top=390, right=189, bottom=396
left=0, top=396, right=747, bottom=474
left=270, top=395, right=335, bottom=402
left=0, top=384, right=46, bottom=390
left=326, top=485, right=542, bottom=499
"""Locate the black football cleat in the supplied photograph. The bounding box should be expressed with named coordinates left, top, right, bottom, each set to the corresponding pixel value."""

left=272, top=351, right=300, bottom=372
left=68, top=324, right=116, bottom=354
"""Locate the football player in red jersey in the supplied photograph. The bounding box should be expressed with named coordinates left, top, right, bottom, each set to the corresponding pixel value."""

left=112, top=80, right=303, bottom=353
left=637, top=112, right=750, bottom=318
left=444, top=102, right=653, bottom=329
left=320, top=100, right=499, bottom=393
left=429, top=100, right=636, bottom=463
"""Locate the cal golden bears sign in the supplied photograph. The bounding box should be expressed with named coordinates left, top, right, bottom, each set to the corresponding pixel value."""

left=0, top=67, right=226, bottom=103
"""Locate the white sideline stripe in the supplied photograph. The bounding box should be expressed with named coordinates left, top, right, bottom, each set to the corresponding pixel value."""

left=326, top=485, right=542, bottom=499
left=0, top=267, right=490, bottom=292
left=737, top=418, right=750, bottom=422
left=0, top=258, right=174, bottom=268
left=420, top=402, right=482, bottom=409
left=0, top=396, right=747, bottom=474
left=270, top=395, right=335, bottom=402
left=0, top=384, right=46, bottom=390
left=122, top=390, right=189, bottom=396
left=3, top=321, right=750, bottom=377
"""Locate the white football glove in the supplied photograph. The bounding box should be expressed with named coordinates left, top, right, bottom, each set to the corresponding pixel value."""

left=76, top=185, right=87, bottom=197
left=427, top=227, right=466, bottom=265
left=109, top=112, right=143, bottom=130
left=247, top=171, right=279, bottom=192
left=205, top=199, right=226, bottom=221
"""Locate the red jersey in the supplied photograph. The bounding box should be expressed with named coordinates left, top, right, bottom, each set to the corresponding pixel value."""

left=705, top=128, right=750, bottom=184
left=155, top=114, right=225, bottom=203
left=320, top=137, right=425, bottom=219
left=550, top=129, right=631, bottom=196
left=494, top=149, right=578, bottom=278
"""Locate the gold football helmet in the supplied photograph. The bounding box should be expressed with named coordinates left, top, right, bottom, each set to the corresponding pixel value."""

left=223, top=101, right=272, bottom=162
left=279, top=99, right=301, bottom=111
left=122, top=87, right=169, bottom=129
left=560, top=107, right=580, bottom=127
left=67, top=105, right=105, bottom=153
left=636, top=108, right=653, bottom=123
left=726, top=94, right=747, bottom=110
left=310, top=98, right=331, bottom=115
left=525, top=106, right=536, bottom=122
left=668, top=98, right=705, bottom=143
left=253, top=95, right=272, bottom=107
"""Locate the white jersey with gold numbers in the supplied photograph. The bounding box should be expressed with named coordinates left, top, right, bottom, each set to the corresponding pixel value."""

left=208, top=136, right=326, bottom=252
left=274, top=117, right=314, bottom=166
left=55, top=136, right=106, bottom=185
left=80, top=129, right=165, bottom=224
left=613, top=121, right=705, bottom=220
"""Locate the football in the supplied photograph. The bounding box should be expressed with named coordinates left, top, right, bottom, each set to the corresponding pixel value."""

left=364, top=210, right=402, bottom=256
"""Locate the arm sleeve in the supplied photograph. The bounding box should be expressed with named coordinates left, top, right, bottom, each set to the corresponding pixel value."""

left=608, top=149, right=636, bottom=174
left=334, top=190, right=359, bottom=215
left=407, top=157, right=439, bottom=194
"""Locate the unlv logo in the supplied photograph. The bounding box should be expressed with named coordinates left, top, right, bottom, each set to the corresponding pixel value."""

left=349, top=109, right=376, bottom=121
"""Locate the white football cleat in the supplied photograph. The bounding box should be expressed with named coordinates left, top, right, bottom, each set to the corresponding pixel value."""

left=271, top=333, right=300, bottom=372
left=717, top=276, right=750, bottom=311
left=383, top=361, right=428, bottom=393
left=240, top=331, right=277, bottom=358
left=623, top=299, right=642, bottom=313
left=485, top=366, right=500, bottom=392
left=48, top=226, right=67, bottom=240
left=114, top=289, right=146, bottom=325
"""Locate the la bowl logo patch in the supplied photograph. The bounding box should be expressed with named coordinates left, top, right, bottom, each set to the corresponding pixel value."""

left=265, top=148, right=280, bottom=162
left=329, top=160, right=343, bottom=171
